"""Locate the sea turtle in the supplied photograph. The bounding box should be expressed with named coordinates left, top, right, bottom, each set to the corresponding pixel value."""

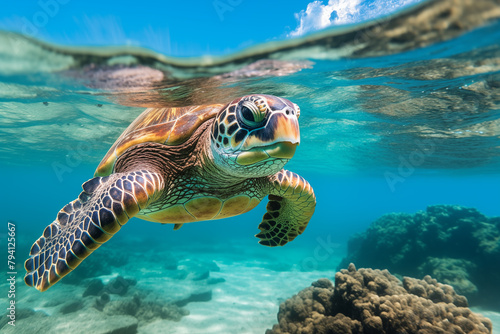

left=24, top=94, right=316, bottom=291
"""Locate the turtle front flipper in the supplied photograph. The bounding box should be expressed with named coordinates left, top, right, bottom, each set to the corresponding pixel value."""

left=256, top=170, right=316, bottom=247
left=24, top=170, right=163, bottom=291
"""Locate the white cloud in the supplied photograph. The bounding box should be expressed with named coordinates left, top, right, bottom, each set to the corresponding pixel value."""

left=289, top=0, right=421, bottom=37
left=289, top=0, right=361, bottom=37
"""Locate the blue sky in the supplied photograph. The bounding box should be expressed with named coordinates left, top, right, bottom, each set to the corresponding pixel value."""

left=0, top=0, right=421, bottom=57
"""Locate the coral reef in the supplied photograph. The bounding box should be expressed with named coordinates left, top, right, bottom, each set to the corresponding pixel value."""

left=418, top=257, right=478, bottom=296
left=267, top=264, right=492, bottom=334
left=339, top=205, right=500, bottom=307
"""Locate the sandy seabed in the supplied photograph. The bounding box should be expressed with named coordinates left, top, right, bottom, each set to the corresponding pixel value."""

left=2, top=238, right=499, bottom=334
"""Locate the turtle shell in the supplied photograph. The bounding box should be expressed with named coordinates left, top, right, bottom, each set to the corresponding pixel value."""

left=95, top=104, right=224, bottom=177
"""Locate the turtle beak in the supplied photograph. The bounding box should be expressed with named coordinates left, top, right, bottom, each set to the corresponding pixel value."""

left=265, top=141, right=297, bottom=159
left=235, top=142, right=298, bottom=165
left=236, top=112, right=300, bottom=165
left=241, top=113, right=300, bottom=150
left=272, top=112, right=300, bottom=146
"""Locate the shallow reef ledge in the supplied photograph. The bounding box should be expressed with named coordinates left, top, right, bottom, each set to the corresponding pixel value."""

left=338, top=205, right=500, bottom=308
left=267, top=264, right=492, bottom=334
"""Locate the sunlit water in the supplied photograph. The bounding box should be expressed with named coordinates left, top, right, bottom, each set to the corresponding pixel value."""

left=1, top=0, right=500, bottom=333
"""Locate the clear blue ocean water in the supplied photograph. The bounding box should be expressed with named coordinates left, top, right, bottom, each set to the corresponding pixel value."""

left=1, top=1, right=500, bottom=333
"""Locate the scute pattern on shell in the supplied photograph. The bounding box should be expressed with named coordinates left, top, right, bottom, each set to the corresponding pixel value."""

left=95, top=104, right=224, bottom=177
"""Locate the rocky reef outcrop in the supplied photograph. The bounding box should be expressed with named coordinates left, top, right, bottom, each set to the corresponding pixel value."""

left=267, top=264, right=492, bottom=334
left=338, top=205, right=500, bottom=308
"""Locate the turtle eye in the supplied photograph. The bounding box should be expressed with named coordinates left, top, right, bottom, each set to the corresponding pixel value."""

left=239, top=100, right=266, bottom=127
left=241, top=106, right=255, bottom=123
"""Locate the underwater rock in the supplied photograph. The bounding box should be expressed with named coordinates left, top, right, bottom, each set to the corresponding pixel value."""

left=167, top=269, right=189, bottom=280
left=162, top=258, right=221, bottom=281
left=105, top=276, right=137, bottom=296
left=339, top=205, right=500, bottom=308
left=61, top=248, right=129, bottom=285
left=94, top=292, right=111, bottom=311
left=2, top=308, right=138, bottom=334
left=103, top=296, right=140, bottom=317
left=103, top=293, right=189, bottom=325
left=174, top=258, right=221, bottom=281
left=267, top=264, right=492, bottom=334
left=191, top=269, right=210, bottom=281
left=83, top=278, right=105, bottom=297
left=206, top=277, right=226, bottom=285
left=174, top=290, right=213, bottom=307
left=58, top=299, right=85, bottom=315
left=136, top=301, right=189, bottom=324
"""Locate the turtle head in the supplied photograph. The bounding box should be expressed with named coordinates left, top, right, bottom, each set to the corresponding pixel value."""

left=210, top=94, right=300, bottom=178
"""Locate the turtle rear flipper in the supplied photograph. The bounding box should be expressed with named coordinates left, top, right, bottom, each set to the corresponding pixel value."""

left=24, top=170, right=162, bottom=291
left=256, top=170, right=316, bottom=247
